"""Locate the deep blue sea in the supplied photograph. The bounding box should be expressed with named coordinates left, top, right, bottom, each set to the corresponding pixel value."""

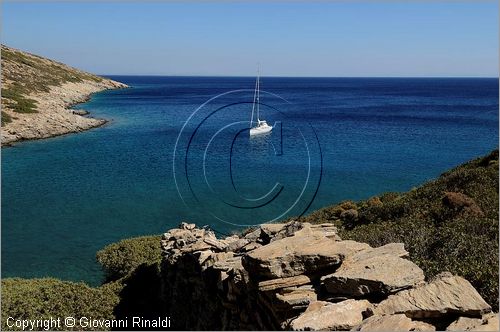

left=2, top=77, right=498, bottom=285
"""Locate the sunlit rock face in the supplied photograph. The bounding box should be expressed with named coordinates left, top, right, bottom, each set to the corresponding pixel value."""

left=158, top=221, right=495, bottom=331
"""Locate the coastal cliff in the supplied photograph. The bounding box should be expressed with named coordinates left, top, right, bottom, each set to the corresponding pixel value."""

left=1, top=45, right=127, bottom=145
left=158, top=221, right=497, bottom=331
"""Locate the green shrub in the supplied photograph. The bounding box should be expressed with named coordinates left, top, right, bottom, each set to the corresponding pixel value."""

left=2, top=111, right=12, bottom=125
left=378, top=192, right=401, bottom=204
left=96, top=235, right=162, bottom=282
left=365, top=196, right=383, bottom=207
left=95, top=236, right=164, bottom=321
left=339, top=200, right=357, bottom=211
left=297, top=200, right=359, bottom=225
left=2, top=86, right=38, bottom=113
left=1, top=236, right=164, bottom=331
left=1, top=278, right=120, bottom=331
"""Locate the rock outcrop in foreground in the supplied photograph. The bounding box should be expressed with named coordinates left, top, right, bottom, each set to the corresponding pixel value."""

left=160, top=221, right=497, bottom=331
left=1, top=45, right=127, bottom=145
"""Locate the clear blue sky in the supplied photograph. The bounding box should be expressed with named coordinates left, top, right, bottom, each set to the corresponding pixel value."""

left=2, top=2, right=498, bottom=77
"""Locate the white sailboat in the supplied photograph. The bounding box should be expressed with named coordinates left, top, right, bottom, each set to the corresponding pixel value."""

left=249, top=70, right=272, bottom=136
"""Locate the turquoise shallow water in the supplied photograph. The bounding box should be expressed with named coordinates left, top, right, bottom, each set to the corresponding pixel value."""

left=2, top=77, right=498, bottom=285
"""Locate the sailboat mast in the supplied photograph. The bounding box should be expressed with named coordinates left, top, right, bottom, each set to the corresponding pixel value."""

left=256, top=68, right=260, bottom=122
left=250, top=73, right=258, bottom=127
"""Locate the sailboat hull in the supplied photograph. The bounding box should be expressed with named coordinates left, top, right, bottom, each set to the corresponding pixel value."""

left=250, top=124, right=272, bottom=136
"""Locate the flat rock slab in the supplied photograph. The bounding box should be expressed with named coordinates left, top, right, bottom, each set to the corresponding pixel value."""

left=374, top=273, right=492, bottom=319
left=353, top=314, right=436, bottom=331
left=274, top=285, right=317, bottom=311
left=321, top=243, right=425, bottom=296
left=260, top=223, right=286, bottom=236
left=259, top=275, right=311, bottom=292
left=353, top=243, right=409, bottom=258
left=244, top=226, right=369, bottom=279
left=310, top=223, right=341, bottom=240
left=290, top=299, right=372, bottom=331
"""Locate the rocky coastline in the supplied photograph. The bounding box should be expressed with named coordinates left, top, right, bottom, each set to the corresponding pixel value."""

left=1, top=79, right=127, bottom=146
left=1, top=44, right=128, bottom=146
left=159, top=221, right=498, bottom=331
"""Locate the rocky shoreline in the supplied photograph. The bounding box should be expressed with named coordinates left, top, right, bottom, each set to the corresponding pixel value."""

left=159, top=221, right=498, bottom=331
left=1, top=44, right=128, bottom=146
left=1, top=79, right=127, bottom=146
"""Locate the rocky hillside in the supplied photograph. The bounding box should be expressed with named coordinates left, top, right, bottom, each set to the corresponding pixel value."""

left=158, top=221, right=497, bottom=330
left=1, top=45, right=127, bottom=145
left=300, top=149, right=499, bottom=310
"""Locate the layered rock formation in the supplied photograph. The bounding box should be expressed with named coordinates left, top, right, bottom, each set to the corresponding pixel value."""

left=1, top=45, right=128, bottom=145
left=160, top=221, right=497, bottom=331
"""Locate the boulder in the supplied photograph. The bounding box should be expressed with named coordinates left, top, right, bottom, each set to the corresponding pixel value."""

left=213, top=256, right=242, bottom=272
left=165, top=228, right=197, bottom=243
left=353, top=314, right=435, bottom=331
left=203, top=237, right=228, bottom=251
left=447, top=317, right=484, bottom=331
left=471, top=313, right=499, bottom=331
left=321, top=243, right=424, bottom=296
left=243, top=228, right=262, bottom=242
left=243, top=225, right=370, bottom=279
left=374, top=273, right=491, bottom=319
left=203, top=252, right=236, bottom=271
left=270, top=221, right=304, bottom=242
left=224, top=238, right=250, bottom=252
left=447, top=313, right=499, bottom=331
left=243, top=222, right=308, bottom=246
left=194, top=250, right=213, bottom=266
left=243, top=242, right=262, bottom=252
left=179, top=222, right=196, bottom=230
left=290, top=299, right=372, bottom=331
left=260, top=223, right=286, bottom=235
left=179, top=241, right=212, bottom=253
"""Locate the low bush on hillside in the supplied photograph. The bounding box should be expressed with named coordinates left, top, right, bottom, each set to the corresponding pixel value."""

left=2, top=235, right=164, bottom=331
left=2, top=85, right=38, bottom=113
left=96, top=235, right=162, bottom=282
left=2, top=46, right=102, bottom=94
left=2, top=111, right=13, bottom=125
left=95, top=235, right=165, bottom=322
left=300, top=150, right=499, bottom=310
left=1, top=278, right=120, bottom=331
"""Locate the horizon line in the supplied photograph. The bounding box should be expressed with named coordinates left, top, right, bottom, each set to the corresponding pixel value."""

left=101, top=74, right=499, bottom=79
